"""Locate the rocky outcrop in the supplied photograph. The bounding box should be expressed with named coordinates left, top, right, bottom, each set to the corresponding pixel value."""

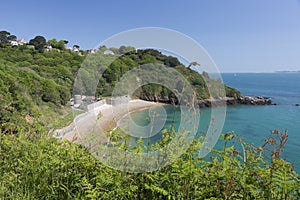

left=197, top=96, right=273, bottom=108
left=236, top=96, right=273, bottom=105
left=140, top=94, right=273, bottom=108
left=196, top=96, right=273, bottom=108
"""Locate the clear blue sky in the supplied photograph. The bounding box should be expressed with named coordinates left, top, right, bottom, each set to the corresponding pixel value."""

left=1, top=0, right=300, bottom=72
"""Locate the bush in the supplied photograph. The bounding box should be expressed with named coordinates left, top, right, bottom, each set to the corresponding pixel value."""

left=0, top=129, right=299, bottom=199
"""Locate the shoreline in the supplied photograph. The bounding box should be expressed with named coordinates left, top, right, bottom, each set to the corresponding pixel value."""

left=139, top=96, right=274, bottom=108
left=197, top=96, right=274, bottom=108
left=116, top=105, right=158, bottom=128
left=62, top=99, right=162, bottom=142
left=61, top=96, right=273, bottom=142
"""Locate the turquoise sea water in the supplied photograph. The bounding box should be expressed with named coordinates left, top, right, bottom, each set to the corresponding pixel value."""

left=121, top=73, right=300, bottom=172
left=221, top=73, right=300, bottom=172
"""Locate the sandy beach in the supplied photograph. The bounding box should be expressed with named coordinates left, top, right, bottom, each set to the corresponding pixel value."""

left=62, top=99, right=160, bottom=142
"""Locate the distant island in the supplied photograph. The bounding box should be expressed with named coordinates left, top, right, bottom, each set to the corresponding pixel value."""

left=276, top=70, right=300, bottom=73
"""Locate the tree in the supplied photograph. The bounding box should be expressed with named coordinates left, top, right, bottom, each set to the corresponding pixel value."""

left=73, top=45, right=80, bottom=49
left=47, top=39, right=67, bottom=50
left=164, top=56, right=180, bottom=67
left=98, top=45, right=107, bottom=51
left=7, top=35, right=17, bottom=42
left=63, top=40, right=69, bottom=49
left=29, top=36, right=46, bottom=52
left=0, top=30, right=10, bottom=44
left=47, top=38, right=58, bottom=47
left=57, top=40, right=66, bottom=50
left=119, top=45, right=135, bottom=54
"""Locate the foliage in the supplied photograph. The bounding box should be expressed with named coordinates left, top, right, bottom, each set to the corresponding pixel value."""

left=96, top=49, right=241, bottom=100
left=7, top=35, right=17, bottom=42
left=0, top=128, right=299, bottom=199
left=0, top=40, right=298, bottom=199
left=29, top=36, right=47, bottom=52
left=47, top=38, right=68, bottom=50
left=0, top=30, right=11, bottom=46
left=0, top=45, right=84, bottom=133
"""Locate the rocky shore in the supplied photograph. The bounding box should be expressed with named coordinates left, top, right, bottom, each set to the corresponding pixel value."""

left=228, top=96, right=273, bottom=106
left=197, top=96, right=273, bottom=108
left=140, top=95, right=274, bottom=108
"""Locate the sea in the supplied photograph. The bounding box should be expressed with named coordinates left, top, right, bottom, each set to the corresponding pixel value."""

left=120, top=73, right=300, bottom=172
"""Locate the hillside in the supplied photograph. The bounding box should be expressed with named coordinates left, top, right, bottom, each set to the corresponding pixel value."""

left=0, top=37, right=299, bottom=199
left=0, top=43, right=244, bottom=131
left=98, top=49, right=241, bottom=100
left=0, top=45, right=84, bottom=133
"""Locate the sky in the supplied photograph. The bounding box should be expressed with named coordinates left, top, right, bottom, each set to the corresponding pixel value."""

left=1, top=0, right=300, bottom=72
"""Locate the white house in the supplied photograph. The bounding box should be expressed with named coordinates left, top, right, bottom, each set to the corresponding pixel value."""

left=17, top=39, right=26, bottom=45
left=45, top=45, right=53, bottom=51
left=72, top=45, right=80, bottom=52
left=11, top=41, right=18, bottom=46
left=88, top=49, right=97, bottom=54
left=103, top=49, right=114, bottom=55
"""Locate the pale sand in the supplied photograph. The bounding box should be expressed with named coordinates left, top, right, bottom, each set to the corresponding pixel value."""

left=62, top=99, right=161, bottom=142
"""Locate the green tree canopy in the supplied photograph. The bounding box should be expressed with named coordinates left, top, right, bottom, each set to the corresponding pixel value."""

left=47, top=38, right=67, bottom=50
left=29, top=36, right=46, bottom=52
left=0, top=30, right=10, bottom=45
left=7, top=35, right=17, bottom=42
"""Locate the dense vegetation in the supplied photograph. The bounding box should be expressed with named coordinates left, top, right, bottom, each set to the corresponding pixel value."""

left=1, top=128, right=299, bottom=199
left=0, top=32, right=299, bottom=199
left=96, top=48, right=241, bottom=101
left=0, top=34, right=240, bottom=134
left=0, top=45, right=84, bottom=134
